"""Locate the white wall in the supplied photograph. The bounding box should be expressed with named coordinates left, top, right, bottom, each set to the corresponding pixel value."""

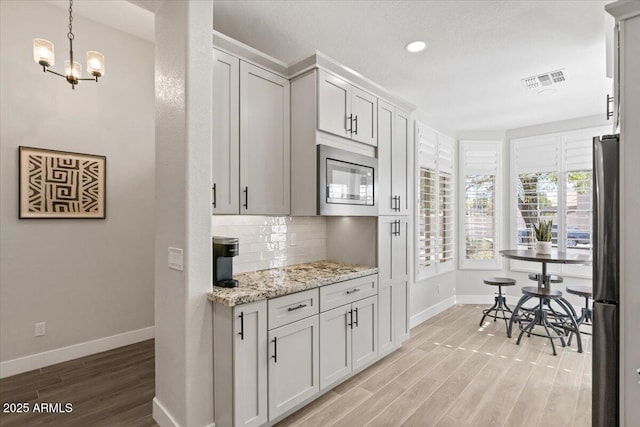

left=0, top=0, right=154, bottom=372
left=152, top=1, right=214, bottom=426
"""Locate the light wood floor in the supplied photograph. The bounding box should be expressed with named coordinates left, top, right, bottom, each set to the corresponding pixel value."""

left=0, top=304, right=591, bottom=427
left=276, top=304, right=592, bottom=427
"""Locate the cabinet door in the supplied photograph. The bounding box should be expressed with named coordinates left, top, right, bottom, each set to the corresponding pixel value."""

left=319, top=304, right=352, bottom=390
left=233, top=301, right=268, bottom=427
left=392, top=217, right=410, bottom=281
left=240, top=61, right=290, bottom=215
left=378, top=281, right=395, bottom=356
left=212, top=49, right=240, bottom=214
left=377, top=217, right=394, bottom=284
left=351, top=86, right=377, bottom=146
left=352, top=295, right=378, bottom=371
left=317, top=70, right=351, bottom=139
left=393, top=108, right=410, bottom=215
left=393, top=280, right=410, bottom=345
left=268, top=315, right=319, bottom=420
left=377, top=101, right=394, bottom=215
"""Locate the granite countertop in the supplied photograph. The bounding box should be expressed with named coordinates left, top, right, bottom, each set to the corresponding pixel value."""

left=208, top=261, right=378, bottom=307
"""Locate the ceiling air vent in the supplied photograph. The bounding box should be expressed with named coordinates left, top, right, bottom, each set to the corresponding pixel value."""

left=521, top=69, right=568, bottom=89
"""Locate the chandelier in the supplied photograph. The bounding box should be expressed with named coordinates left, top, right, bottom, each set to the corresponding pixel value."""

left=33, top=0, right=105, bottom=90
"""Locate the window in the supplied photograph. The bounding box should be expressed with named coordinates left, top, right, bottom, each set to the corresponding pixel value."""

left=510, top=127, right=608, bottom=277
left=418, top=168, right=436, bottom=268
left=416, top=122, right=455, bottom=279
left=459, top=141, right=502, bottom=269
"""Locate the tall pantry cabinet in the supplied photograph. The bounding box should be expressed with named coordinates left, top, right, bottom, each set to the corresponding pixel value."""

left=377, top=99, right=411, bottom=356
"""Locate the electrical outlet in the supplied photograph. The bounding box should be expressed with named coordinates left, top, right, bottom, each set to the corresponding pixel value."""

left=290, top=233, right=297, bottom=247
left=35, top=322, right=46, bottom=337
left=168, top=247, right=184, bottom=271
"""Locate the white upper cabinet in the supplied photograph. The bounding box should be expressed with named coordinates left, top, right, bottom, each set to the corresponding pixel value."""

left=317, top=71, right=351, bottom=139
left=212, top=49, right=240, bottom=214
left=240, top=61, right=291, bottom=215
left=212, top=49, right=290, bottom=216
left=317, top=70, right=377, bottom=147
left=378, top=100, right=410, bottom=215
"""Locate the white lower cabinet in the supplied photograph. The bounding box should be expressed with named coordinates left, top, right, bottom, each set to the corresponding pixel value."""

left=213, top=274, right=388, bottom=427
left=319, top=294, right=378, bottom=390
left=268, top=315, right=320, bottom=420
left=213, top=300, right=268, bottom=427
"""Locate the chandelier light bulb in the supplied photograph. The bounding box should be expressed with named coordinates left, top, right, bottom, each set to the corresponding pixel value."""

left=86, top=51, right=105, bottom=77
left=33, top=39, right=55, bottom=67
left=65, top=60, right=82, bottom=82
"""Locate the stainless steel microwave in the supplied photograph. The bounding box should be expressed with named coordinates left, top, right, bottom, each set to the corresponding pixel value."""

left=317, top=145, right=378, bottom=216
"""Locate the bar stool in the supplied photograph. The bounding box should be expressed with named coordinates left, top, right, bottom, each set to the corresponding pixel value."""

left=479, top=277, right=516, bottom=330
left=508, top=286, right=582, bottom=355
left=566, top=285, right=593, bottom=345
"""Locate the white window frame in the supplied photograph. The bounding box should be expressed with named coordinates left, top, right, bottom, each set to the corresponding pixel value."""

left=458, top=140, right=503, bottom=270
left=509, top=126, right=609, bottom=278
left=415, top=121, right=455, bottom=281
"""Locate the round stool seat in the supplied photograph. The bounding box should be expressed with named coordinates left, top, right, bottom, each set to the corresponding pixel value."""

left=566, top=285, right=593, bottom=298
left=521, top=286, right=562, bottom=299
left=528, top=273, right=564, bottom=283
left=483, top=277, right=516, bottom=286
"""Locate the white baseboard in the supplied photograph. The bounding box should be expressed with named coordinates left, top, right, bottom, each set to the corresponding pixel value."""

left=0, top=326, right=154, bottom=379
left=153, top=398, right=180, bottom=427
left=455, top=294, right=520, bottom=305
left=410, top=296, right=456, bottom=329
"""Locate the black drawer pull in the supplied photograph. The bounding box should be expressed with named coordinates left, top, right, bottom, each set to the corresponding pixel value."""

left=347, top=310, right=353, bottom=329
left=287, top=303, right=307, bottom=312
left=346, top=288, right=361, bottom=295
left=354, top=307, right=359, bottom=327
left=238, top=312, right=244, bottom=340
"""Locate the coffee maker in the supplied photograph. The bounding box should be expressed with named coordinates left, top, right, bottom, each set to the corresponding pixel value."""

left=213, top=236, right=239, bottom=288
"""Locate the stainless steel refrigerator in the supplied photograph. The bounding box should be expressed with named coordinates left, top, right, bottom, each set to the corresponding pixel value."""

left=593, top=134, right=620, bottom=427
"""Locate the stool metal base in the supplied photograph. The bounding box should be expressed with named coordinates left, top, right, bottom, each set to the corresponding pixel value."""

left=479, top=290, right=512, bottom=329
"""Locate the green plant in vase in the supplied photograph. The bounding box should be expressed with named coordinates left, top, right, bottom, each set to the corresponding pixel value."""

left=534, top=219, right=553, bottom=254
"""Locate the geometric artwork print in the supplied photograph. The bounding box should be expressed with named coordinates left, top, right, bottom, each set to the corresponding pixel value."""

left=19, top=146, right=106, bottom=219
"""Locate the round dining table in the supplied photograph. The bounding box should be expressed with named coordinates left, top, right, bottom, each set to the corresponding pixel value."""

left=499, top=249, right=591, bottom=289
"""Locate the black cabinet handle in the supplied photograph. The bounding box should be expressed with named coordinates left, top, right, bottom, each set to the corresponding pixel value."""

left=347, top=310, right=353, bottom=329
left=243, top=186, right=248, bottom=210
left=396, top=196, right=401, bottom=211
left=347, top=114, right=353, bottom=133
left=271, top=337, right=277, bottom=363
left=287, top=303, right=307, bottom=312
left=238, top=312, right=244, bottom=340
left=397, top=220, right=401, bottom=236
left=346, top=288, right=360, bottom=295
left=606, top=94, right=614, bottom=120
left=212, top=183, right=217, bottom=208
left=353, top=115, right=358, bottom=135
left=354, top=307, right=359, bottom=327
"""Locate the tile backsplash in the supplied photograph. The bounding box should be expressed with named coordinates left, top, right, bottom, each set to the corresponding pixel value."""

left=211, top=216, right=327, bottom=274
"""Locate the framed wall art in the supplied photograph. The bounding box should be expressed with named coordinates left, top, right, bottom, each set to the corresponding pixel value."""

left=19, top=146, right=106, bottom=219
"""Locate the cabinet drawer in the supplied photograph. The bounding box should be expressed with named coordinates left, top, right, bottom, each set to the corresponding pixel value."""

left=320, top=274, right=378, bottom=312
left=268, top=288, right=319, bottom=330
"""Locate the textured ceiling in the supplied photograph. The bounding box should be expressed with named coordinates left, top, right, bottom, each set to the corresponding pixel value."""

left=47, top=0, right=612, bottom=134
left=213, top=0, right=612, bottom=133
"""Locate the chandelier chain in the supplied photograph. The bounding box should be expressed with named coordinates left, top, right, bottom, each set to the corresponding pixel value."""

left=67, top=0, right=74, bottom=40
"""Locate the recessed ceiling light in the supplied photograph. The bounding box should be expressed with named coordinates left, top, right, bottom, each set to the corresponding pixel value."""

left=405, top=40, right=427, bottom=53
